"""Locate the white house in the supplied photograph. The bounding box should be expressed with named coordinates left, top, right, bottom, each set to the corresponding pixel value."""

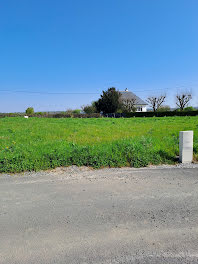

left=120, top=88, right=147, bottom=112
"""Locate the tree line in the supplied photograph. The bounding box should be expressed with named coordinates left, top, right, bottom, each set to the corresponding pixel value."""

left=24, top=87, right=195, bottom=115
left=82, top=87, right=194, bottom=114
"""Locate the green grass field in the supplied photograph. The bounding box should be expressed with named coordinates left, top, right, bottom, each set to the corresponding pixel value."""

left=0, top=116, right=198, bottom=173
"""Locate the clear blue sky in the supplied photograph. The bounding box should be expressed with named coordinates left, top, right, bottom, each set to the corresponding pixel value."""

left=0, top=0, right=198, bottom=112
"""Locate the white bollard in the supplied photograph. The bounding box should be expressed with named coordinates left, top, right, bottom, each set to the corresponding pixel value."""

left=179, top=131, right=193, bottom=163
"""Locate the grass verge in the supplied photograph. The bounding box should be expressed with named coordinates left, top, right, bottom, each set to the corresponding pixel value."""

left=0, top=117, right=197, bottom=173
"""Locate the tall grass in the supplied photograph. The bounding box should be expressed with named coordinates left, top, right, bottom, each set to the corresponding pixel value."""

left=0, top=117, right=197, bottom=173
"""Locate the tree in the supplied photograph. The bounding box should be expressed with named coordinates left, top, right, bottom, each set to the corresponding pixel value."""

left=176, top=93, right=192, bottom=111
left=65, top=109, right=73, bottom=115
left=25, top=107, right=34, bottom=115
left=82, top=102, right=97, bottom=114
left=121, top=98, right=137, bottom=113
left=95, top=87, right=121, bottom=114
left=146, top=95, right=166, bottom=112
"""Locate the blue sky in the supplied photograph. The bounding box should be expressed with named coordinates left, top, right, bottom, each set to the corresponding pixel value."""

left=0, top=0, right=198, bottom=112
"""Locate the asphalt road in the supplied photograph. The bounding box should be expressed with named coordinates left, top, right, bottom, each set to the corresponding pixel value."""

left=0, top=166, right=198, bottom=264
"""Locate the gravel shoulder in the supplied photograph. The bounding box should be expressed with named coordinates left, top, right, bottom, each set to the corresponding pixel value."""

left=1, top=163, right=198, bottom=180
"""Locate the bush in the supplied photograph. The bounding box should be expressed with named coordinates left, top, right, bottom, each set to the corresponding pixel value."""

left=72, top=109, right=81, bottom=114
left=184, top=106, right=195, bottom=111
left=82, top=102, right=97, bottom=114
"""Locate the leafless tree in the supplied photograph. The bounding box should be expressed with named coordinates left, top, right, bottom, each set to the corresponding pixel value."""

left=176, top=93, right=192, bottom=111
left=121, top=98, right=137, bottom=112
left=146, top=95, right=166, bottom=112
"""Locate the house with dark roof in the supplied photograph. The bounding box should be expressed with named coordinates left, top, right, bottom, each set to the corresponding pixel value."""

left=120, top=88, right=147, bottom=112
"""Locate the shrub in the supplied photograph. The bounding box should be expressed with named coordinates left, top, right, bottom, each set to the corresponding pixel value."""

left=72, top=109, right=81, bottom=114
left=82, top=102, right=97, bottom=114
left=184, top=106, right=195, bottom=111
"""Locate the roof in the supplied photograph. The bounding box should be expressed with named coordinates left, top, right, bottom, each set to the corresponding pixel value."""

left=120, top=90, right=147, bottom=105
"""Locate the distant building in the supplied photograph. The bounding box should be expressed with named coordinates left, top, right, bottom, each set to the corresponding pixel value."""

left=120, top=88, right=147, bottom=112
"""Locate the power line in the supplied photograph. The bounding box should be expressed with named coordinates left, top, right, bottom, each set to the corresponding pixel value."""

left=0, top=88, right=171, bottom=95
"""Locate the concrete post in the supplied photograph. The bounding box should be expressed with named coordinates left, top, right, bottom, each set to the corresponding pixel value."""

left=179, top=131, right=193, bottom=163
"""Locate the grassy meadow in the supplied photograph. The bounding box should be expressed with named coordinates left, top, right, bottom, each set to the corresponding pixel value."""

left=0, top=116, right=198, bottom=173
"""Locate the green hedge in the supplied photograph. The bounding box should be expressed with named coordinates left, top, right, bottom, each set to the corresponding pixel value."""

left=1, top=111, right=198, bottom=118
left=0, top=113, right=101, bottom=118
left=124, top=110, right=198, bottom=118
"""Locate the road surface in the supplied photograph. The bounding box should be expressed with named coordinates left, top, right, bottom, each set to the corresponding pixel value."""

left=0, top=165, right=198, bottom=263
